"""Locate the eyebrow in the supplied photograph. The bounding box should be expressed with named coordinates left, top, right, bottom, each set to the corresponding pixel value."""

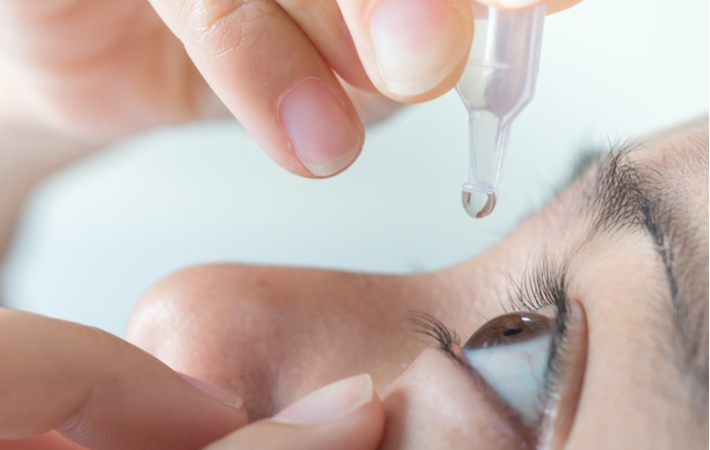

left=578, top=143, right=709, bottom=409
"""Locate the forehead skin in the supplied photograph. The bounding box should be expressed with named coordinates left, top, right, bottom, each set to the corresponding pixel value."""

left=127, top=118, right=708, bottom=448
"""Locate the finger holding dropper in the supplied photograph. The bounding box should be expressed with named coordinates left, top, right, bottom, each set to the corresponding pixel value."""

left=455, top=1, right=545, bottom=218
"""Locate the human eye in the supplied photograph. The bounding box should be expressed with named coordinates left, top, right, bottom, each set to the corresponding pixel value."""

left=411, top=259, right=588, bottom=443
left=462, top=309, right=556, bottom=425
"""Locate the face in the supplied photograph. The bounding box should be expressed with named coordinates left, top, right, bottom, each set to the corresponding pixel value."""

left=127, top=118, right=708, bottom=449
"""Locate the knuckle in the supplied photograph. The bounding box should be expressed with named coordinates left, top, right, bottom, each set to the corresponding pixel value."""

left=179, top=0, right=277, bottom=58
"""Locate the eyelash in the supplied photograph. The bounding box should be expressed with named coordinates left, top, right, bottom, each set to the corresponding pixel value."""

left=408, top=310, right=461, bottom=359
left=409, top=258, right=572, bottom=424
left=510, top=259, right=571, bottom=399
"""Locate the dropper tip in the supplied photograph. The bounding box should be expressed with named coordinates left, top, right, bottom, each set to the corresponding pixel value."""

left=462, top=191, right=497, bottom=219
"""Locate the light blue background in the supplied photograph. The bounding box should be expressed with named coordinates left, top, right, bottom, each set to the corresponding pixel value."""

left=2, top=0, right=708, bottom=337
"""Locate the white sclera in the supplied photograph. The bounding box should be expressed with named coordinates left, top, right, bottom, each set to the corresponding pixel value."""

left=462, top=332, right=553, bottom=424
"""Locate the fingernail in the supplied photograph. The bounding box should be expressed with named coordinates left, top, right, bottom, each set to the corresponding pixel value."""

left=370, top=0, right=467, bottom=96
left=278, top=77, right=362, bottom=177
left=179, top=373, right=244, bottom=410
left=273, top=374, right=373, bottom=424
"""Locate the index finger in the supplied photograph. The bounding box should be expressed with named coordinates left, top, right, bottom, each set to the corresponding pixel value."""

left=147, top=0, right=365, bottom=178
left=0, top=309, right=247, bottom=449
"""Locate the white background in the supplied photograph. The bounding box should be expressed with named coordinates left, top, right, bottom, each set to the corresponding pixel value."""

left=2, top=0, right=708, bottom=337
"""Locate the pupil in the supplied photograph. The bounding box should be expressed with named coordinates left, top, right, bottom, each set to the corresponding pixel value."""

left=502, top=327, right=523, bottom=337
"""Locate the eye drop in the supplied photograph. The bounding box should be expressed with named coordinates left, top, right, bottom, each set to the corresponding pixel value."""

left=456, top=1, right=545, bottom=218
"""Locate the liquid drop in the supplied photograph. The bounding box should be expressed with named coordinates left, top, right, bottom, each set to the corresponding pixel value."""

left=462, top=191, right=497, bottom=219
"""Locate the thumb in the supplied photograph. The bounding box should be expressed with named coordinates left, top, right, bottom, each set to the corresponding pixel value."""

left=204, top=374, right=384, bottom=450
left=337, top=0, right=473, bottom=102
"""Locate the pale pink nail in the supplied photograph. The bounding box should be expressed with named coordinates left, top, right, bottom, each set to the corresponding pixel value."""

left=273, top=374, right=373, bottom=424
left=179, top=373, right=244, bottom=409
left=278, top=78, right=362, bottom=177
left=370, top=0, right=467, bottom=96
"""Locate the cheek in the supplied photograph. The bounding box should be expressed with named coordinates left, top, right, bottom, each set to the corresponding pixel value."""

left=380, top=348, right=525, bottom=449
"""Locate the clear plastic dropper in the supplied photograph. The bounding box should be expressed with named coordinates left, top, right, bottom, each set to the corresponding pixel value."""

left=456, top=1, right=545, bottom=218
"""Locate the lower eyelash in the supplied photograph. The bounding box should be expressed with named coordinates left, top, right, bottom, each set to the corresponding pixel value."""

left=408, top=310, right=460, bottom=359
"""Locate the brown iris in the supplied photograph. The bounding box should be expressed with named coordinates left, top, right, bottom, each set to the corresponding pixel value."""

left=464, top=312, right=554, bottom=349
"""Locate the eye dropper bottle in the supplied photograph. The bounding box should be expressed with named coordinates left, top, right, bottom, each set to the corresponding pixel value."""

left=456, top=1, right=545, bottom=218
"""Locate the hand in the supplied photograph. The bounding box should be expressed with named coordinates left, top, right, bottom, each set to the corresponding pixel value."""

left=0, top=308, right=383, bottom=450
left=0, top=308, right=247, bottom=449
left=203, top=374, right=384, bottom=450
left=0, top=0, right=580, bottom=178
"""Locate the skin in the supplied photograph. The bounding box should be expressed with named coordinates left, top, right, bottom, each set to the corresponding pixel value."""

left=125, top=117, right=708, bottom=448
left=0, top=0, right=701, bottom=446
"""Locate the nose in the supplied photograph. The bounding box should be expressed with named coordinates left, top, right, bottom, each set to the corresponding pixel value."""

left=126, top=263, right=430, bottom=420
